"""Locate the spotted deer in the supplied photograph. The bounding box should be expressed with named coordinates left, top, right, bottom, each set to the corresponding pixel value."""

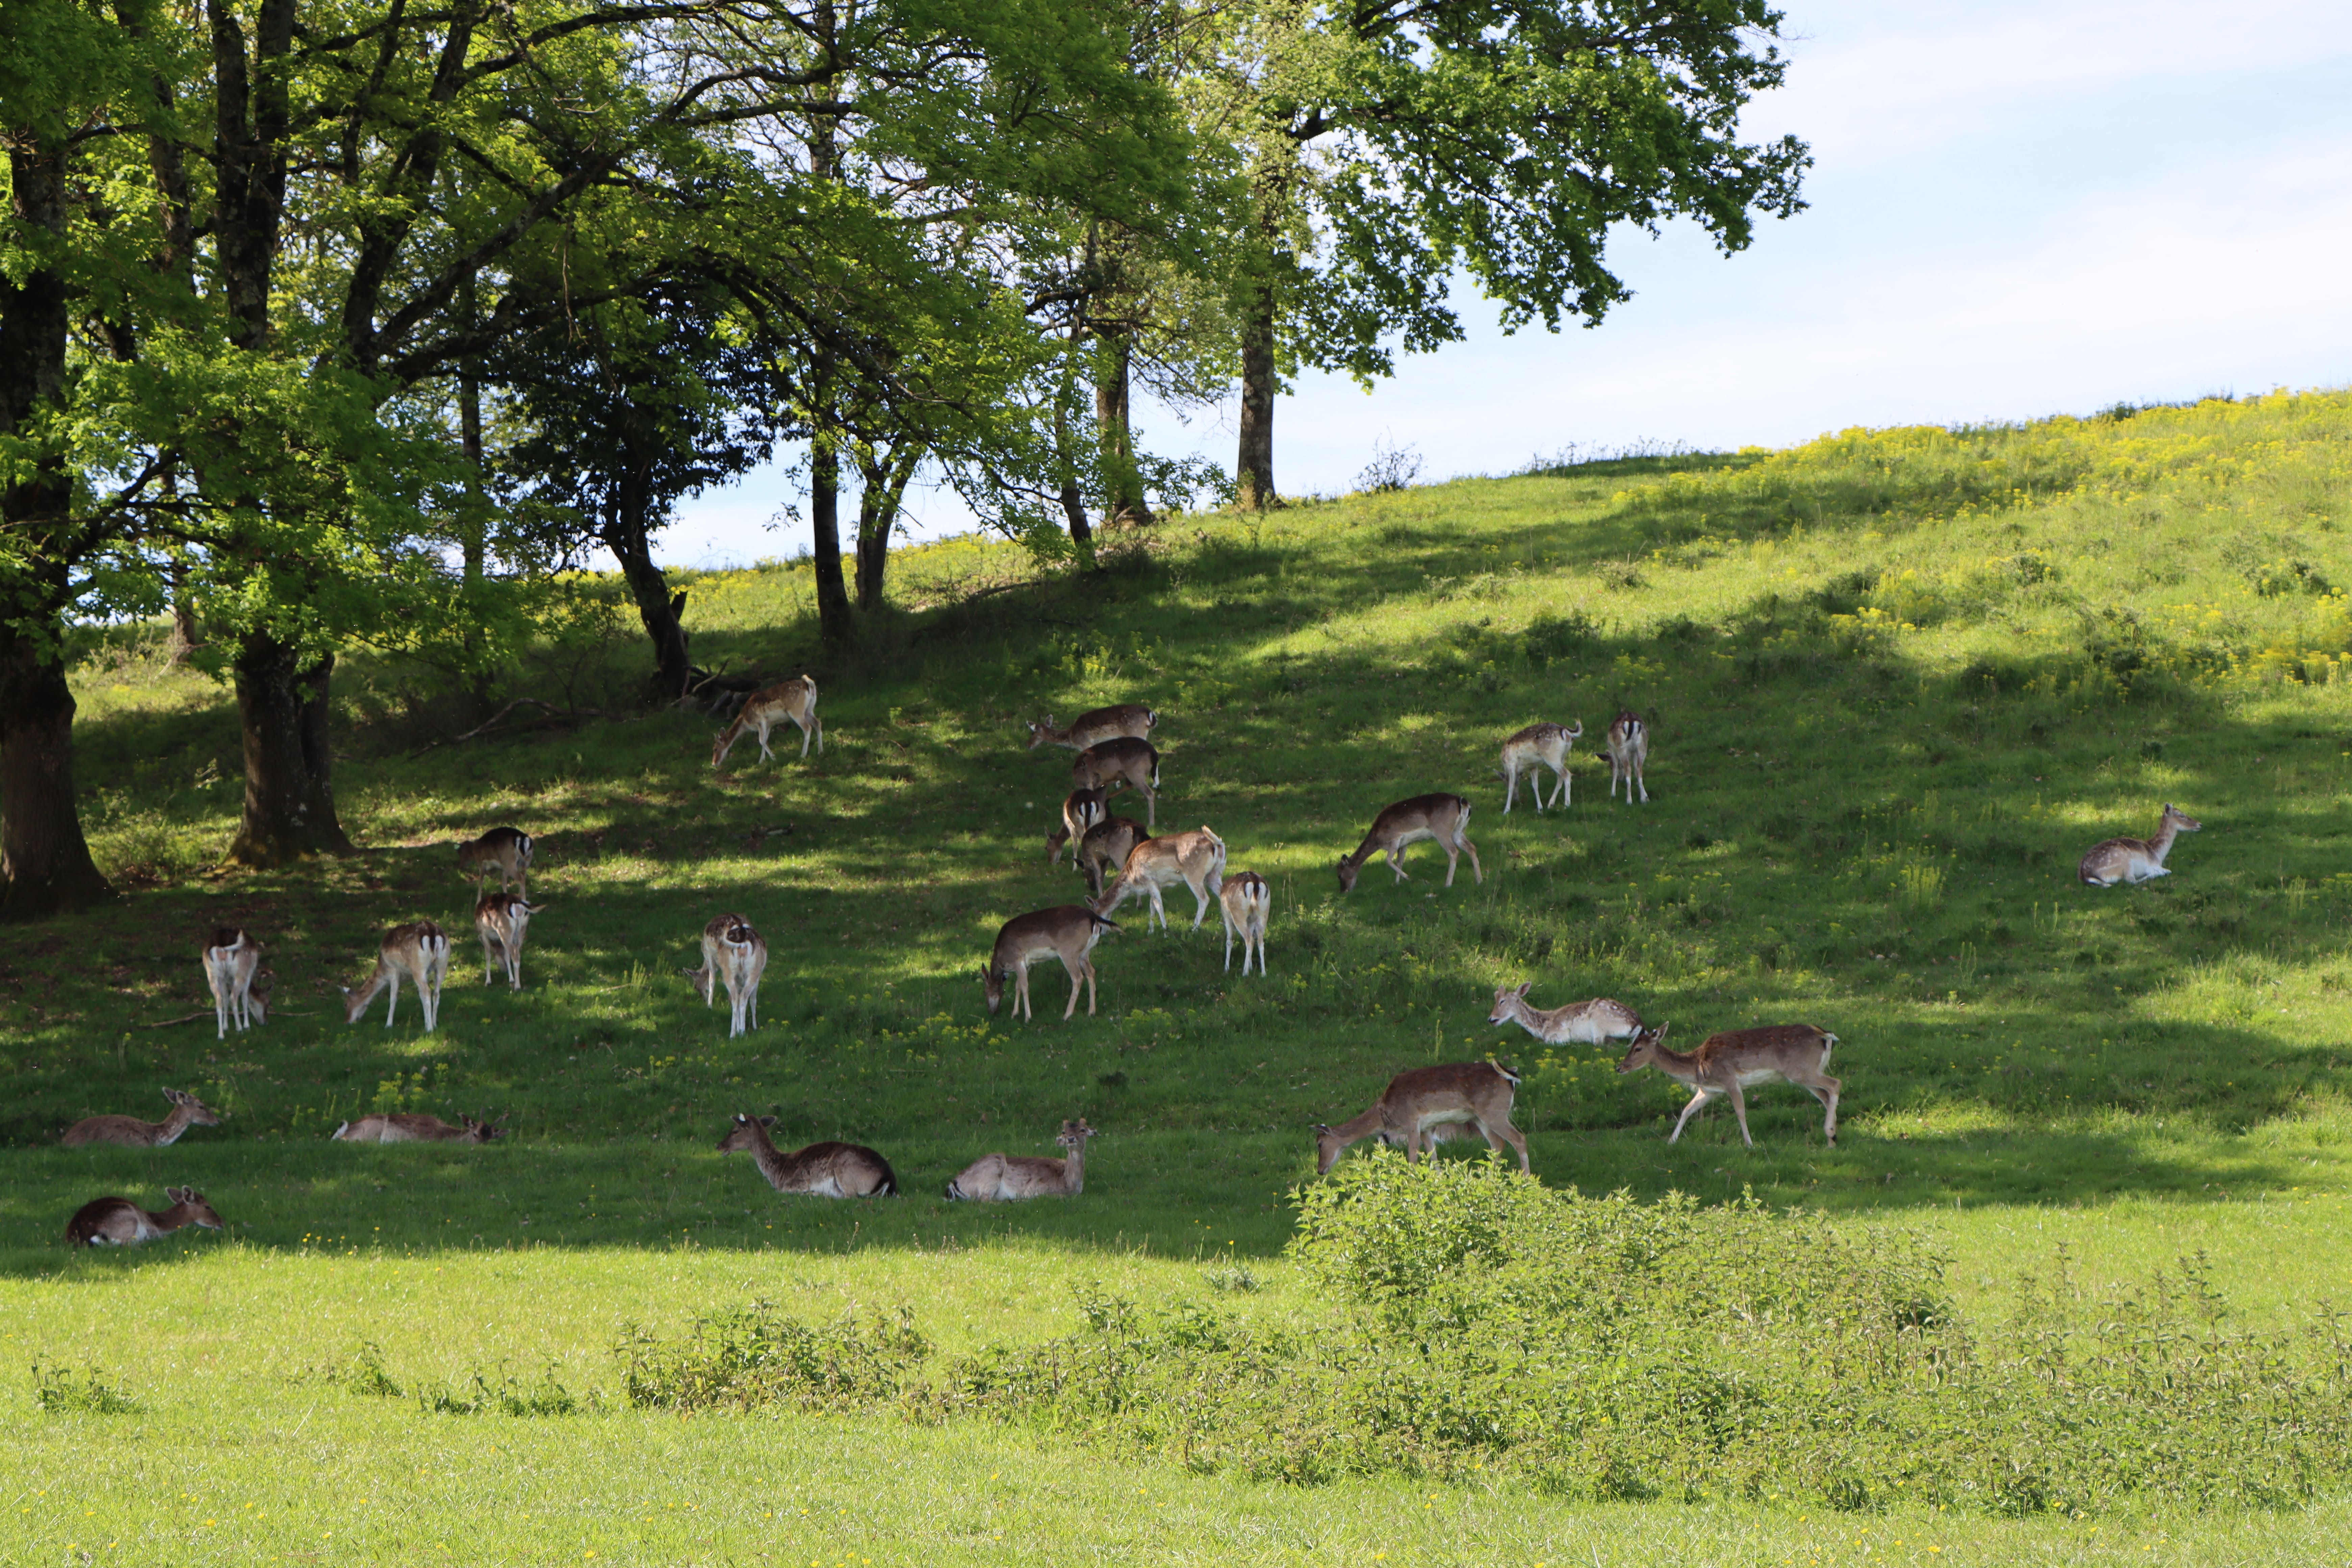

left=474, top=893, right=545, bottom=989
left=1071, top=738, right=1159, bottom=829
left=332, top=1112, right=505, bottom=1143
left=717, top=1115, right=899, bottom=1198
left=2079, top=804, right=2202, bottom=886
left=203, top=927, right=267, bottom=1039
left=1501, top=720, right=1583, bottom=813
left=1336, top=794, right=1481, bottom=891
left=65, top=1187, right=225, bottom=1247
left=1617, top=1023, right=1841, bottom=1146
left=1027, top=704, right=1157, bottom=752
left=456, top=827, right=534, bottom=896
left=1045, top=787, right=1110, bottom=865
left=982, top=906, right=1119, bottom=1022
left=711, top=675, right=822, bottom=767
left=1314, top=1062, right=1528, bottom=1175
left=1487, top=983, right=1643, bottom=1047
left=684, top=914, right=767, bottom=1037
left=1605, top=710, right=1650, bottom=804
left=1093, top=826, right=1225, bottom=932
left=1076, top=815, right=1151, bottom=899
left=61, top=1088, right=225, bottom=1149
left=341, top=922, right=452, bottom=1032
left=945, top=1119, right=1096, bottom=1201
left=1219, top=871, right=1271, bottom=975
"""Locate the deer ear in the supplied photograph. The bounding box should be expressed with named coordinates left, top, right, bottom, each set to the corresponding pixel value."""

left=1515, top=982, right=1534, bottom=998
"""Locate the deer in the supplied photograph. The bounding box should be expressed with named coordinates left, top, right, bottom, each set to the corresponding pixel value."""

left=65, top=1187, right=225, bottom=1248
left=1045, top=787, right=1110, bottom=865
left=1093, top=826, right=1225, bottom=932
left=1617, top=1023, right=1841, bottom=1147
left=1605, top=710, right=1650, bottom=804
left=684, top=914, right=767, bottom=1038
left=982, top=906, right=1120, bottom=1022
left=1071, top=737, right=1159, bottom=829
left=1336, top=794, right=1481, bottom=891
left=2079, top=804, right=2203, bottom=886
left=1027, top=704, right=1158, bottom=752
left=202, top=927, right=267, bottom=1039
left=456, top=826, right=534, bottom=896
left=1076, top=815, right=1151, bottom=899
left=1220, top=871, right=1271, bottom=976
left=1314, top=1062, right=1528, bottom=1175
left=945, top=1118, right=1096, bottom=1201
left=716, top=1114, right=899, bottom=1198
left=332, top=1112, right=505, bottom=1144
left=341, top=922, right=452, bottom=1033
left=474, top=892, right=546, bottom=988
left=61, top=1088, right=225, bottom=1149
left=1501, top=720, right=1583, bottom=813
left=1487, top=983, right=1643, bottom=1047
left=711, top=674, right=822, bottom=767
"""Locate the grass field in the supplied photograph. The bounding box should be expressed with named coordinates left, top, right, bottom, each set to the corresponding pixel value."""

left=6, top=389, right=2352, bottom=1563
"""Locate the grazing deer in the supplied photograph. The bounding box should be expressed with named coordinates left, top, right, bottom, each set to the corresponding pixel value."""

left=65, top=1187, right=224, bottom=1248
left=1071, top=738, right=1160, bottom=829
left=711, top=675, right=822, bottom=767
left=1314, top=1062, right=1528, bottom=1175
left=203, top=927, right=267, bottom=1039
left=1336, top=794, right=1481, bottom=891
left=332, top=1112, right=505, bottom=1144
left=1045, top=787, right=1110, bottom=865
left=982, top=906, right=1120, bottom=1022
left=684, top=914, right=767, bottom=1038
left=1093, top=826, right=1225, bottom=932
left=1502, top=720, right=1583, bottom=813
left=1605, top=710, right=1650, bottom=804
left=716, top=1114, right=898, bottom=1198
left=945, top=1118, right=1096, bottom=1201
left=1617, top=1023, right=1841, bottom=1147
left=1027, top=704, right=1158, bottom=753
left=61, top=1088, right=225, bottom=1149
left=2079, top=804, right=2203, bottom=886
left=456, top=826, right=534, bottom=895
left=474, top=892, right=546, bottom=988
left=1077, top=815, right=1151, bottom=899
left=342, top=922, right=452, bottom=1032
left=1220, top=871, right=1271, bottom=975
left=1487, top=983, right=1643, bottom=1047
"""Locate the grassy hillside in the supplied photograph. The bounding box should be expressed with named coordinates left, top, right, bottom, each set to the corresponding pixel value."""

left=7, top=388, right=2352, bottom=1562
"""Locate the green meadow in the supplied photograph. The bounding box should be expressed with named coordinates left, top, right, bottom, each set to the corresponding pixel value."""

left=7, top=389, right=2352, bottom=1564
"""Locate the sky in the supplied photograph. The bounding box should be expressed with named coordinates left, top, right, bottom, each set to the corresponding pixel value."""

left=648, top=0, right=2352, bottom=569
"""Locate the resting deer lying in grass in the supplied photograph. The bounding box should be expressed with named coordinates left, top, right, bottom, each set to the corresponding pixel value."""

left=62, top=1088, right=225, bottom=1149
left=983, top=906, right=1119, bottom=1022
left=342, top=922, right=451, bottom=1032
left=203, top=927, right=267, bottom=1039
left=1027, top=704, right=1157, bottom=752
left=1220, top=871, right=1271, bottom=975
left=1337, top=794, right=1481, bottom=891
left=945, top=1118, right=1096, bottom=1201
left=685, top=914, right=767, bottom=1037
left=1315, top=1062, right=1527, bottom=1175
left=2079, top=804, right=2202, bottom=886
left=66, top=1186, right=224, bottom=1247
left=1077, top=815, right=1151, bottom=899
left=1487, top=983, right=1642, bottom=1046
left=1606, top=710, right=1649, bottom=804
left=717, top=1114, right=898, bottom=1198
left=1071, top=738, right=1159, bottom=829
left=456, top=826, right=534, bottom=896
left=1618, top=1023, right=1841, bottom=1146
left=474, top=892, right=545, bottom=988
left=1093, top=826, right=1225, bottom=932
left=333, top=1112, right=505, bottom=1144
left=1502, top=720, right=1583, bottom=813
left=1045, top=787, right=1110, bottom=865
left=711, top=675, right=822, bottom=767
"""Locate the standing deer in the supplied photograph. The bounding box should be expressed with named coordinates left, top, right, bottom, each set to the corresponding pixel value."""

left=982, top=906, right=1120, bottom=1022
left=1617, top=1023, right=1841, bottom=1146
left=61, top=1088, right=225, bottom=1149
left=1487, top=983, right=1643, bottom=1046
left=474, top=892, right=546, bottom=988
left=2079, top=804, right=2203, bottom=886
left=341, top=922, right=452, bottom=1033
left=1077, top=815, right=1151, bottom=899
left=203, top=927, right=267, bottom=1039
left=1501, top=720, right=1583, bottom=813
left=65, top=1187, right=225, bottom=1247
left=1071, top=738, right=1159, bottom=829
left=1027, top=704, right=1158, bottom=752
left=684, top=914, right=767, bottom=1037
left=1093, top=827, right=1225, bottom=932
left=716, top=1115, right=899, bottom=1198
left=1337, top=794, right=1481, bottom=891
left=945, top=1118, right=1096, bottom=1201
left=332, top=1112, right=505, bottom=1143
left=456, top=827, right=534, bottom=896
left=711, top=675, right=822, bottom=766
left=1605, top=710, right=1650, bottom=804
left=1220, top=871, right=1271, bottom=975
left=1314, top=1062, right=1528, bottom=1175
left=1045, top=787, right=1110, bottom=865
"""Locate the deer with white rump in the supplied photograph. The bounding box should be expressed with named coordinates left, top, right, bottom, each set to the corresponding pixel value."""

left=203, top=927, right=267, bottom=1039
left=685, top=914, right=767, bottom=1037
left=1027, top=704, right=1157, bottom=752
left=1605, top=710, right=1649, bottom=803
left=62, top=1088, right=225, bottom=1149
left=717, top=1115, right=899, bottom=1198
left=1093, top=826, right=1225, bottom=932
left=66, top=1187, right=225, bottom=1247
left=1501, top=720, right=1583, bottom=812
left=1337, top=793, right=1481, bottom=891
left=982, top=906, right=1119, bottom=1022
left=1487, top=983, right=1642, bottom=1047
left=474, top=892, right=545, bottom=988
left=456, top=826, right=534, bottom=896
left=1220, top=871, right=1271, bottom=975
left=1315, top=1062, right=1528, bottom=1175
left=1071, top=737, right=1160, bottom=829
left=711, top=675, right=821, bottom=767
left=1045, top=787, right=1110, bottom=865
left=333, top=1112, right=505, bottom=1143
left=1617, top=1023, right=1841, bottom=1147
left=2079, top=804, right=2202, bottom=886
left=342, top=922, right=452, bottom=1032
left=946, top=1118, right=1096, bottom=1201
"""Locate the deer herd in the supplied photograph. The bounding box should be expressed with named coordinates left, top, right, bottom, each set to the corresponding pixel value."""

left=56, top=676, right=2206, bottom=1246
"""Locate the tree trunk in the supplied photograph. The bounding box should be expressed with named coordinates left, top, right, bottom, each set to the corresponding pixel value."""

left=226, top=633, right=355, bottom=867
left=1052, top=396, right=1095, bottom=563
left=853, top=443, right=921, bottom=612
left=601, top=504, right=694, bottom=702
left=808, top=350, right=855, bottom=645
left=1236, top=276, right=1277, bottom=511
left=0, top=627, right=114, bottom=921
left=1094, top=335, right=1152, bottom=525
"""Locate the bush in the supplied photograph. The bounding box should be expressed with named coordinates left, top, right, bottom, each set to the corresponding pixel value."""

left=31, top=1362, right=141, bottom=1415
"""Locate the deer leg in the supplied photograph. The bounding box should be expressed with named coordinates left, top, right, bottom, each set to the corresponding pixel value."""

left=1014, top=964, right=1032, bottom=1023
left=1504, top=769, right=1518, bottom=814
left=1479, top=1116, right=1532, bottom=1173
left=1222, top=911, right=1235, bottom=970
left=747, top=977, right=760, bottom=1032
left=1799, top=1074, right=1841, bottom=1143
left=1557, top=764, right=1570, bottom=810
left=1389, top=847, right=1410, bottom=883
left=1459, top=831, right=1482, bottom=885
left=1726, top=1080, right=1754, bottom=1147
left=383, top=970, right=401, bottom=1028
left=1668, top=1086, right=1714, bottom=1142
left=1191, top=877, right=1214, bottom=929
left=798, top=716, right=814, bottom=759
left=1635, top=761, right=1649, bottom=805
